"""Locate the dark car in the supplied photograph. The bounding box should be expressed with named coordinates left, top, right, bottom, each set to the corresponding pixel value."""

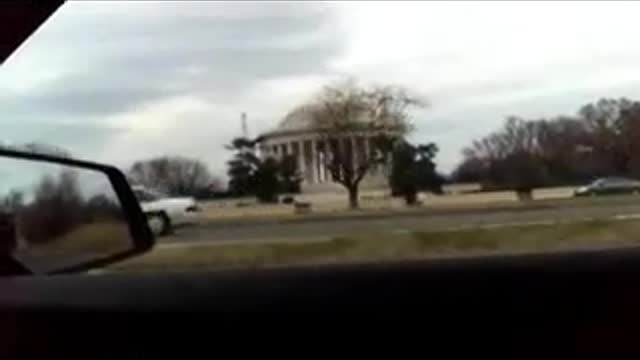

left=574, top=177, right=640, bottom=197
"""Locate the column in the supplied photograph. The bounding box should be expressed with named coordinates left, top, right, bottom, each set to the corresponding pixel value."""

left=323, top=139, right=330, bottom=182
left=310, top=138, right=319, bottom=184
left=302, top=139, right=312, bottom=184
left=367, top=136, right=376, bottom=175
left=306, top=140, right=314, bottom=184
left=333, top=138, right=343, bottom=182
left=297, top=140, right=306, bottom=182
left=317, top=139, right=326, bottom=183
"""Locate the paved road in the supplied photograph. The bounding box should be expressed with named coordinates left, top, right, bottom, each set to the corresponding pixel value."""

left=164, top=199, right=640, bottom=243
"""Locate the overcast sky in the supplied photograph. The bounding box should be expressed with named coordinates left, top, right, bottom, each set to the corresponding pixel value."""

left=4, top=1, right=640, bottom=178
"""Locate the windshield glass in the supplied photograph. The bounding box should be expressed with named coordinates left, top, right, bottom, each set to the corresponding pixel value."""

left=146, top=189, right=166, bottom=200
left=133, top=189, right=161, bottom=202
left=6, top=1, right=640, bottom=273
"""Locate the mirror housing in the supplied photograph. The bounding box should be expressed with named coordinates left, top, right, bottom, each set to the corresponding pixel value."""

left=0, top=148, right=154, bottom=275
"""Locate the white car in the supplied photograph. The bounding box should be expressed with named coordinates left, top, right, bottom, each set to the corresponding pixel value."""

left=131, top=185, right=200, bottom=236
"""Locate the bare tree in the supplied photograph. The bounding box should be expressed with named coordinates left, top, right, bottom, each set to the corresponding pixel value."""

left=128, top=156, right=218, bottom=197
left=307, top=79, right=424, bottom=209
left=578, top=98, right=640, bottom=176
left=458, top=117, right=549, bottom=199
left=618, top=103, right=640, bottom=178
left=20, top=170, right=84, bottom=244
left=455, top=97, right=640, bottom=198
left=535, top=116, right=590, bottom=181
left=0, top=190, right=24, bottom=213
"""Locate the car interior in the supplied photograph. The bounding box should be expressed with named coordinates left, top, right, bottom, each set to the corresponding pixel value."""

left=3, top=1, right=640, bottom=355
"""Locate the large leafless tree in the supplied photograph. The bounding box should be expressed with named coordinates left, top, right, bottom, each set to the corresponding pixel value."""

left=306, top=79, right=425, bottom=209
left=128, top=156, right=219, bottom=197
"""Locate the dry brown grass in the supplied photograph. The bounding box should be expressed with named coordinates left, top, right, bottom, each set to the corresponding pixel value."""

left=198, top=186, right=579, bottom=222
left=110, top=218, right=640, bottom=273
left=18, top=222, right=131, bottom=257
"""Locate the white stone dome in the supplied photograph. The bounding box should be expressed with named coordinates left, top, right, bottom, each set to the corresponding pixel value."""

left=275, top=104, right=321, bottom=132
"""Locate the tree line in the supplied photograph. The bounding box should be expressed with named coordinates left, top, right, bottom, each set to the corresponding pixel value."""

left=0, top=170, right=123, bottom=246
left=125, top=80, right=446, bottom=208
left=23, top=84, right=637, bottom=209
left=452, top=98, right=640, bottom=198
left=5, top=79, right=448, bottom=210
left=127, top=156, right=222, bottom=198
left=10, top=90, right=640, bottom=210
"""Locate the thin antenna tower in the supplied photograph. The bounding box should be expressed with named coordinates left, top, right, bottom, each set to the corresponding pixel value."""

left=241, top=112, right=248, bottom=139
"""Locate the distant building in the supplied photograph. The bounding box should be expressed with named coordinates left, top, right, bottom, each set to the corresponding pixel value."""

left=258, top=105, right=399, bottom=193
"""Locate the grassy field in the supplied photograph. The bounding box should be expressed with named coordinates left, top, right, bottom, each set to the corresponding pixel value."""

left=14, top=221, right=132, bottom=273
left=109, top=218, right=640, bottom=273
left=199, top=187, right=577, bottom=221
left=194, top=190, right=640, bottom=227
left=18, top=222, right=131, bottom=256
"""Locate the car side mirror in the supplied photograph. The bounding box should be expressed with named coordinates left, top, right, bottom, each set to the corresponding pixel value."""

left=0, top=148, right=154, bottom=275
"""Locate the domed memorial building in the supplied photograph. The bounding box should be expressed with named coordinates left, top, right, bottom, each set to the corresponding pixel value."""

left=258, top=104, right=402, bottom=193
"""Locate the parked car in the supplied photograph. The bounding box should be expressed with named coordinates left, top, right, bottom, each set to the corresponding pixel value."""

left=574, top=177, right=640, bottom=197
left=131, top=185, right=200, bottom=236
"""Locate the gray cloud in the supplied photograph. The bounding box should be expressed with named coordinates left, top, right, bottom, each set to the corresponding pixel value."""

left=0, top=1, right=345, bottom=174
left=5, top=1, right=640, bottom=177
left=1, top=73, right=173, bottom=118
left=6, top=1, right=343, bottom=121
left=0, top=121, right=125, bottom=160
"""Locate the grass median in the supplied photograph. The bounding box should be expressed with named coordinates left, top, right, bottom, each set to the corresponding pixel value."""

left=199, top=193, right=640, bottom=226
left=109, top=218, right=640, bottom=273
